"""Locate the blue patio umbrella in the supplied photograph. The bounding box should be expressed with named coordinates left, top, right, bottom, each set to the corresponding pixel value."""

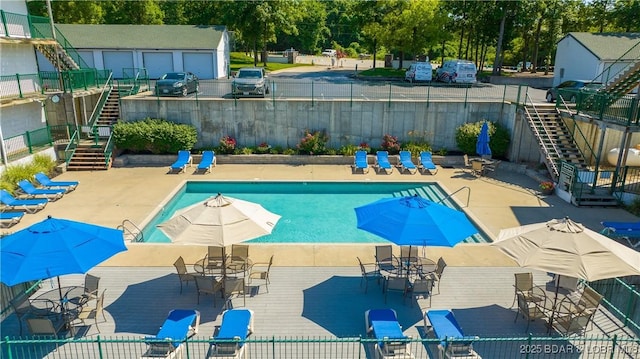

left=1, top=216, right=127, bottom=287
left=354, top=195, right=478, bottom=248
left=476, top=121, right=492, bottom=157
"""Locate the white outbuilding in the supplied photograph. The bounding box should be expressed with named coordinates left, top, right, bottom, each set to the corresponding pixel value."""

left=553, top=32, right=640, bottom=88
left=36, top=24, right=230, bottom=79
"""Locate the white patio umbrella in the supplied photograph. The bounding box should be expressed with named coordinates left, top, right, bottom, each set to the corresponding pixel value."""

left=157, top=193, right=281, bottom=246
left=492, top=217, right=640, bottom=330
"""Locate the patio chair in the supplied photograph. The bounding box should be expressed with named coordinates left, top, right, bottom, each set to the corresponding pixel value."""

left=26, top=317, right=66, bottom=338
left=207, top=309, right=254, bottom=359
left=356, top=257, right=382, bottom=293
left=511, top=272, right=534, bottom=308
left=558, top=286, right=603, bottom=319
left=10, top=294, right=57, bottom=336
left=463, top=154, right=472, bottom=172
left=170, top=150, right=192, bottom=174
left=0, top=189, right=48, bottom=213
left=375, top=151, right=394, bottom=174
left=141, top=309, right=200, bottom=359
left=248, top=255, right=274, bottom=294
left=223, top=277, right=246, bottom=310
left=353, top=150, right=369, bottom=173
left=365, top=309, right=414, bottom=358
left=173, top=256, right=197, bottom=294
left=230, top=244, right=249, bottom=263
left=34, top=172, right=79, bottom=192
left=82, top=274, right=101, bottom=303
left=195, top=275, right=223, bottom=305
left=429, top=257, right=447, bottom=295
left=17, top=180, right=65, bottom=201
left=73, top=289, right=107, bottom=333
left=483, top=160, right=501, bottom=174
left=207, top=246, right=227, bottom=274
left=471, top=161, right=484, bottom=176
left=0, top=211, right=24, bottom=228
left=400, top=246, right=418, bottom=264
left=424, top=310, right=481, bottom=359
left=384, top=276, right=409, bottom=304
left=552, top=308, right=596, bottom=337
left=406, top=278, right=434, bottom=307
left=375, top=245, right=398, bottom=274
left=514, top=290, right=547, bottom=332
left=196, top=150, right=216, bottom=174
left=398, top=150, right=418, bottom=174
left=418, top=151, right=438, bottom=175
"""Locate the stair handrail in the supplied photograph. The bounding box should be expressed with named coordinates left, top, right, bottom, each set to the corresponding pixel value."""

left=102, top=129, right=115, bottom=168
left=63, top=129, right=79, bottom=166
left=117, top=219, right=144, bottom=243
left=592, top=39, right=640, bottom=85
left=524, top=94, right=560, bottom=177
left=436, top=186, right=470, bottom=208
left=87, top=72, right=114, bottom=130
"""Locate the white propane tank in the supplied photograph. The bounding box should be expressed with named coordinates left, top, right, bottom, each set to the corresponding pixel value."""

left=607, top=147, right=640, bottom=166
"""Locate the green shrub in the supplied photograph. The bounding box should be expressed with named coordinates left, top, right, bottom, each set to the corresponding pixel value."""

left=112, top=118, right=197, bottom=154
left=283, top=148, right=296, bottom=155
left=240, top=147, right=253, bottom=155
left=340, top=144, right=359, bottom=156
left=271, top=146, right=283, bottom=154
left=381, top=134, right=401, bottom=155
left=0, top=154, right=57, bottom=194
left=297, top=130, right=329, bottom=155
left=402, top=143, right=432, bottom=157
left=455, top=121, right=510, bottom=158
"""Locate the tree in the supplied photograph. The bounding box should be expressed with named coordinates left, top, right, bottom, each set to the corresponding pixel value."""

left=101, top=0, right=164, bottom=24
left=611, top=0, right=640, bottom=32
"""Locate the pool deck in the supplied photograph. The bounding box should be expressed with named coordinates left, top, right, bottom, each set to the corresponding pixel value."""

left=2, top=163, right=639, bottom=356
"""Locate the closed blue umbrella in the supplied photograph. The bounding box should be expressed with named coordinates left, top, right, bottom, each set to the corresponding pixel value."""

left=354, top=195, right=478, bottom=247
left=476, top=121, right=492, bottom=157
left=1, top=216, right=127, bottom=287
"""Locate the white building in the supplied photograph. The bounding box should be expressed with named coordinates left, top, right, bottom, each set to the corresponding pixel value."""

left=37, top=24, right=231, bottom=79
left=553, top=32, right=640, bottom=89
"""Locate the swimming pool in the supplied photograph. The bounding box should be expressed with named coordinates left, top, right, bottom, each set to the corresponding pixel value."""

left=141, top=181, right=489, bottom=244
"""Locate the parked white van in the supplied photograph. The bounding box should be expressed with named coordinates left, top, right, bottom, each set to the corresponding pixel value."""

left=405, top=62, right=433, bottom=83
left=436, top=59, right=477, bottom=84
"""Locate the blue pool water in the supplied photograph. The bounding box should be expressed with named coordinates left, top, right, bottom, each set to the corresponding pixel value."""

left=142, top=181, right=489, bottom=244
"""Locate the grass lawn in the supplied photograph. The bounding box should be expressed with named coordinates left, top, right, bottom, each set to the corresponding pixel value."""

left=230, top=52, right=310, bottom=72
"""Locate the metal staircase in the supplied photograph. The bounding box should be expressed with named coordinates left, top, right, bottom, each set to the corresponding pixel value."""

left=34, top=43, right=80, bottom=71
left=602, top=61, right=640, bottom=99
left=523, top=102, right=586, bottom=180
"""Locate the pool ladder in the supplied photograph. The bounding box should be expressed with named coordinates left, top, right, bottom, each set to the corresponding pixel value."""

left=118, top=219, right=144, bottom=242
left=437, top=186, right=471, bottom=208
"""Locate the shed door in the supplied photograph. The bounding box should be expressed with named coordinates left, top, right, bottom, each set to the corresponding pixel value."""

left=102, top=51, right=134, bottom=79
left=143, top=52, right=174, bottom=79
left=183, top=52, right=214, bottom=79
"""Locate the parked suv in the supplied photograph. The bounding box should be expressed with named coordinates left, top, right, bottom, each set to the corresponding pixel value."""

left=156, top=72, right=199, bottom=97
left=232, top=67, right=269, bottom=98
left=436, top=60, right=477, bottom=84
left=546, top=80, right=602, bottom=103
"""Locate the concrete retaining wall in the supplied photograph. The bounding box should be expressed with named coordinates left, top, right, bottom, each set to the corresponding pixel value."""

left=120, top=98, right=517, bottom=154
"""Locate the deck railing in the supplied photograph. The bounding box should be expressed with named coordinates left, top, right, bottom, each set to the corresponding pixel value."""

left=0, top=125, right=72, bottom=164
left=1, top=334, right=638, bottom=358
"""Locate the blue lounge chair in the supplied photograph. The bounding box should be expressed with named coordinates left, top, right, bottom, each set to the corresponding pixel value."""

left=141, top=309, right=200, bottom=359
left=375, top=151, right=393, bottom=174
left=0, top=211, right=24, bottom=227
left=170, top=150, right=193, bottom=174
left=208, top=309, right=254, bottom=358
left=600, top=223, right=640, bottom=249
left=424, top=310, right=481, bottom=358
left=196, top=151, right=216, bottom=174
left=17, top=180, right=65, bottom=201
left=34, top=172, right=78, bottom=192
left=398, top=150, right=418, bottom=174
left=365, top=309, right=414, bottom=358
left=419, top=151, right=438, bottom=175
left=0, top=189, right=48, bottom=213
left=353, top=150, right=369, bottom=173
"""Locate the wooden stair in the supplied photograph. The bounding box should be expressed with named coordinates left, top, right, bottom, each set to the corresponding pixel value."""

left=524, top=104, right=586, bottom=179
left=97, top=88, right=121, bottom=126
left=34, top=43, right=80, bottom=71
left=603, top=61, right=640, bottom=99
left=66, top=144, right=112, bottom=171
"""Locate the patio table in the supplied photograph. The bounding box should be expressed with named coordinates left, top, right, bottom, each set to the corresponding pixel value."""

left=32, top=286, right=85, bottom=335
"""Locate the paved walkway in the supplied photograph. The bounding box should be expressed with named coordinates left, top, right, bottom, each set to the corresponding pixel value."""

left=4, top=162, right=637, bottom=267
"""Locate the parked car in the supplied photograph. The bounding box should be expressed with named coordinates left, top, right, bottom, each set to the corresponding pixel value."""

left=156, top=72, right=199, bottom=97
left=321, top=49, right=337, bottom=57
left=545, top=80, right=602, bottom=103
left=436, top=60, right=477, bottom=84
left=405, top=62, right=433, bottom=83
left=232, top=67, right=269, bottom=98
